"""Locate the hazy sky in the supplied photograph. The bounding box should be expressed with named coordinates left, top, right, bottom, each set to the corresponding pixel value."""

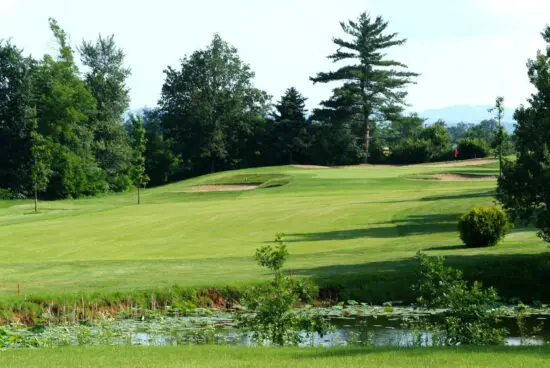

left=1, top=0, right=549, bottom=112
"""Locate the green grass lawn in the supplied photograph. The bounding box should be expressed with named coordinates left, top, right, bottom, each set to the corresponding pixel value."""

left=2, top=346, right=550, bottom=367
left=0, top=159, right=546, bottom=304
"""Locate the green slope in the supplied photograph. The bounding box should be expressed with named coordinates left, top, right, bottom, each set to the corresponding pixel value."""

left=0, top=160, right=545, bottom=301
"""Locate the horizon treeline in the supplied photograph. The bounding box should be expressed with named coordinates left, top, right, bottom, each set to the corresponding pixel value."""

left=0, top=13, right=513, bottom=199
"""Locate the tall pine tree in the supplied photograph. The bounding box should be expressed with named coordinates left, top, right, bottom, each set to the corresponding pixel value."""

left=311, top=12, right=418, bottom=162
left=273, top=87, right=310, bottom=164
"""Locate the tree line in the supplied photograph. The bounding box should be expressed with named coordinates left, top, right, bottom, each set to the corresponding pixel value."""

left=1, top=18, right=147, bottom=202
left=1, top=12, right=514, bottom=200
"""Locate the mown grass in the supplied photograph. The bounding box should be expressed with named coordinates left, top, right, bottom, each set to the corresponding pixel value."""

left=1, top=346, right=550, bottom=367
left=0, top=159, right=547, bottom=313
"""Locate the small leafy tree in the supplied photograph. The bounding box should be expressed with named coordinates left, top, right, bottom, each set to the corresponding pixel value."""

left=128, top=115, right=149, bottom=205
left=419, top=121, right=453, bottom=161
left=413, top=252, right=507, bottom=346
left=489, top=96, right=505, bottom=177
left=239, top=234, right=329, bottom=346
left=30, top=130, right=52, bottom=213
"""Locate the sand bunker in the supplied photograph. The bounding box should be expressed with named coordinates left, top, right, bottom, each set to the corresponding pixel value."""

left=415, top=174, right=497, bottom=182
left=186, top=185, right=259, bottom=192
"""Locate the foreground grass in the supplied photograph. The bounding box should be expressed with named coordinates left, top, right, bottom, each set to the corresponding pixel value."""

left=0, top=159, right=546, bottom=306
left=2, top=346, right=550, bottom=367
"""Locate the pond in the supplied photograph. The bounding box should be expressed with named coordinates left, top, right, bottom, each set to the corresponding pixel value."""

left=2, top=306, right=549, bottom=348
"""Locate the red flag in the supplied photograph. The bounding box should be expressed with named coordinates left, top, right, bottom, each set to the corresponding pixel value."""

left=455, top=148, right=459, bottom=159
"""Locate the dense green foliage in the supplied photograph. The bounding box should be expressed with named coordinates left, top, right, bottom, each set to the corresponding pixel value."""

left=158, top=34, right=270, bottom=179
left=272, top=88, right=311, bottom=165
left=1, top=12, right=518, bottom=197
left=0, top=19, right=135, bottom=199
left=497, top=26, right=550, bottom=242
left=457, top=138, right=491, bottom=160
left=0, top=40, right=34, bottom=195
left=389, top=120, right=453, bottom=164
left=80, top=34, right=133, bottom=192
left=414, top=253, right=507, bottom=345
left=128, top=115, right=149, bottom=204
left=458, top=207, right=509, bottom=247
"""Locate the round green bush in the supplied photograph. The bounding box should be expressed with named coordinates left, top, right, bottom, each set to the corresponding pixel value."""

left=458, top=207, right=509, bottom=247
left=457, top=138, right=491, bottom=160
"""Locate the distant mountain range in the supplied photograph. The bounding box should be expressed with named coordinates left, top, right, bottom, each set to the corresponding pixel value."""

left=125, top=104, right=518, bottom=133
left=419, top=105, right=516, bottom=132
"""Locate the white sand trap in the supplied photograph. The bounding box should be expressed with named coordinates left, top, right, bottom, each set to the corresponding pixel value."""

left=415, top=174, right=497, bottom=182
left=416, top=159, right=497, bottom=168
left=185, top=185, right=259, bottom=192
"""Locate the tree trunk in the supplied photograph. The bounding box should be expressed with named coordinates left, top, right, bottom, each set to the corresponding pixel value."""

left=365, top=125, right=370, bottom=164
left=498, top=119, right=503, bottom=178
left=499, top=145, right=503, bottom=178
left=289, top=151, right=293, bottom=165
left=137, top=185, right=140, bottom=205
left=34, top=182, right=38, bottom=213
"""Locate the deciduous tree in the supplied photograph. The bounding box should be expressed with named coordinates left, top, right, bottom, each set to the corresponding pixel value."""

left=80, top=35, right=133, bottom=191
left=159, top=34, right=269, bottom=177
left=497, top=26, right=550, bottom=241
left=128, top=114, right=149, bottom=205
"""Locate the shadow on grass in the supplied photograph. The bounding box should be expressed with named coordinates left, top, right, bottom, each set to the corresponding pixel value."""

left=424, top=244, right=468, bottom=251
left=289, top=252, right=550, bottom=304
left=286, top=214, right=459, bottom=242
left=421, top=190, right=494, bottom=202
left=293, top=346, right=550, bottom=360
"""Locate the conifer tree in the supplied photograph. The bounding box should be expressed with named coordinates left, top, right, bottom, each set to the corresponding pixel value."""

left=273, top=87, right=310, bottom=164
left=311, top=12, right=418, bottom=162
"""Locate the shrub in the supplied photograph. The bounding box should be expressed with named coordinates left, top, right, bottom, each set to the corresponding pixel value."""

left=457, top=138, right=491, bottom=160
left=412, top=252, right=507, bottom=346
left=0, top=188, right=15, bottom=200
left=239, top=233, right=330, bottom=346
left=291, top=277, right=319, bottom=303
left=459, top=207, right=509, bottom=247
left=419, top=123, right=453, bottom=161
left=389, top=139, right=432, bottom=164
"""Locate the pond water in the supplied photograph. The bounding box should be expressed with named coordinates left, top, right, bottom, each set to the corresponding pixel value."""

left=3, top=306, right=549, bottom=348
left=126, top=315, right=548, bottom=347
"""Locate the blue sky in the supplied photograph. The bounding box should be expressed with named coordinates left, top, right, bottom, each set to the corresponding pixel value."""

left=1, top=0, right=548, bottom=112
